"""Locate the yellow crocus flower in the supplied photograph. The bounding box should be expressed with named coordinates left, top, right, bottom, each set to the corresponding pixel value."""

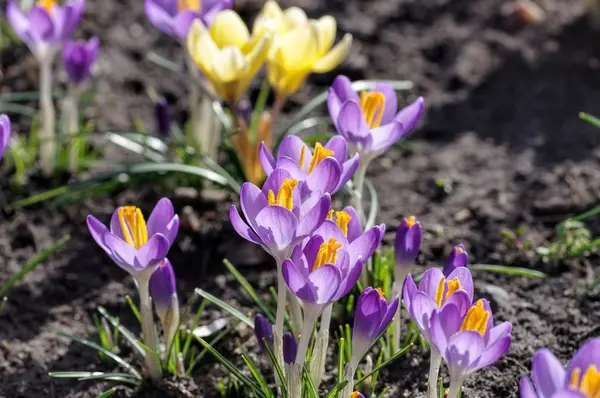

left=187, top=11, right=271, bottom=104
left=254, top=1, right=353, bottom=98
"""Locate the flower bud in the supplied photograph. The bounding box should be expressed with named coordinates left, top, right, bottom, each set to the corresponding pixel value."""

left=442, top=244, right=468, bottom=276
left=154, top=97, right=172, bottom=138
left=254, top=314, right=273, bottom=353
left=63, top=37, right=99, bottom=85
left=0, top=114, right=11, bottom=160
left=149, top=258, right=178, bottom=327
left=394, top=216, right=422, bottom=267
left=351, top=392, right=365, bottom=398
left=283, top=332, right=298, bottom=365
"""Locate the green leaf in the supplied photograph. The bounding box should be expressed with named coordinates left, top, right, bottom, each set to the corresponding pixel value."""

left=186, top=321, right=234, bottom=375
left=195, top=288, right=253, bottom=327
left=52, top=331, right=143, bottom=380
left=223, top=259, right=275, bottom=322
left=580, top=112, right=600, bottom=129
left=125, top=295, right=141, bottom=324
left=470, top=264, right=546, bottom=279
left=302, top=365, right=319, bottom=398
left=97, top=307, right=145, bottom=357
left=194, top=336, right=265, bottom=397
left=242, top=355, right=272, bottom=395
left=182, top=298, right=207, bottom=358
left=0, top=234, right=70, bottom=297
left=97, top=387, right=118, bottom=397
left=248, top=79, right=271, bottom=144
left=262, top=337, right=286, bottom=391
left=376, top=386, right=391, bottom=398
left=324, top=380, right=349, bottom=398
left=354, top=344, right=412, bottom=387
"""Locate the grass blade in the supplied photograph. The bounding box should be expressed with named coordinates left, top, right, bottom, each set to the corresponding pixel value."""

left=470, top=264, right=546, bottom=279
left=52, top=331, right=143, bottom=380
left=97, top=307, right=145, bottom=357
left=580, top=112, right=600, bottom=129
left=223, top=259, right=275, bottom=322
left=195, top=288, right=253, bottom=327
left=242, top=355, right=271, bottom=395
left=97, top=387, right=118, bottom=397
left=0, top=234, right=70, bottom=297
left=354, top=344, right=412, bottom=387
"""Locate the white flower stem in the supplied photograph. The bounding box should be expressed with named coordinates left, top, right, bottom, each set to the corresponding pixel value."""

left=66, top=84, right=81, bottom=174
left=309, top=304, right=332, bottom=387
left=288, top=294, right=303, bottom=337
left=274, top=258, right=286, bottom=375
left=138, top=279, right=162, bottom=382
left=428, top=350, right=442, bottom=398
left=352, top=159, right=369, bottom=226
left=392, top=269, right=408, bottom=352
left=447, top=378, right=463, bottom=398
left=39, top=58, right=56, bottom=176
left=339, top=363, right=354, bottom=398
left=295, top=310, right=318, bottom=369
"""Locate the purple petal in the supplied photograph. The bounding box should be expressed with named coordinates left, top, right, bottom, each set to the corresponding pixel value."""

left=370, top=120, right=403, bottom=154
left=530, top=349, right=565, bottom=398
left=324, top=135, right=348, bottom=165
left=86, top=215, right=111, bottom=254
left=566, top=338, right=600, bottom=382
left=261, top=169, right=300, bottom=214
left=328, top=75, right=358, bottom=126
left=52, top=0, right=83, bottom=41
left=145, top=0, right=177, bottom=36
left=305, top=157, right=342, bottom=194
left=173, top=10, right=204, bottom=38
left=109, top=208, right=127, bottom=241
left=259, top=141, right=276, bottom=176
left=147, top=198, right=178, bottom=244
left=342, top=206, right=362, bottom=243
left=282, top=332, right=298, bottom=365
left=240, top=182, right=268, bottom=232
left=296, top=193, right=330, bottom=238
left=349, top=227, right=380, bottom=265
left=277, top=156, right=307, bottom=181
left=103, top=233, right=137, bottom=269
left=301, top=235, right=324, bottom=270
left=445, top=331, right=485, bottom=379
left=402, top=274, right=417, bottom=317
left=28, top=7, right=54, bottom=42
left=334, top=254, right=361, bottom=299
left=134, top=234, right=170, bottom=270
left=229, top=206, right=262, bottom=244
left=282, top=259, right=310, bottom=298
left=372, top=82, right=398, bottom=125
left=519, top=377, right=538, bottom=398
left=254, top=206, right=298, bottom=253
left=396, top=97, right=424, bottom=134
left=307, top=265, right=342, bottom=304
left=6, top=1, right=31, bottom=43
left=411, top=291, right=437, bottom=336
left=378, top=296, right=400, bottom=336
left=354, top=288, right=385, bottom=341
left=149, top=258, right=176, bottom=310
left=0, top=114, right=11, bottom=160
left=337, top=100, right=371, bottom=142
left=337, top=153, right=360, bottom=192
left=394, top=219, right=422, bottom=267
left=487, top=322, right=512, bottom=347
left=277, top=136, right=310, bottom=169
left=430, top=303, right=462, bottom=354
left=418, top=268, right=445, bottom=300
left=313, top=220, right=349, bottom=248
left=447, top=267, right=474, bottom=303
left=442, top=290, right=472, bottom=319
left=473, top=335, right=511, bottom=372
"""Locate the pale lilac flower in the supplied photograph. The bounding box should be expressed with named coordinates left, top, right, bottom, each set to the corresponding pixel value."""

left=0, top=114, right=11, bottom=160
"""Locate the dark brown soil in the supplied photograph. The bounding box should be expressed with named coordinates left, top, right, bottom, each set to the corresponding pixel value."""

left=2, top=0, right=600, bottom=396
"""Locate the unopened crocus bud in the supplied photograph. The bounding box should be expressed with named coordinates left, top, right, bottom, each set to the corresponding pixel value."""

left=351, top=392, right=365, bottom=398
left=0, top=114, right=11, bottom=160
left=394, top=216, right=422, bottom=267
left=155, top=97, right=172, bottom=138
left=254, top=314, right=273, bottom=353
left=351, top=287, right=399, bottom=369
left=283, top=332, right=298, bottom=365
left=443, top=244, right=468, bottom=276
left=63, top=37, right=99, bottom=85
left=149, top=258, right=178, bottom=327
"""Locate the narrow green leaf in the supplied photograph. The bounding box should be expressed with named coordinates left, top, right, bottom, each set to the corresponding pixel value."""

left=125, top=295, right=141, bottom=324
left=470, top=264, right=546, bottom=279
left=580, top=112, right=600, bottom=129
left=97, top=307, right=145, bottom=357
left=195, top=288, right=253, bottom=327
left=248, top=79, right=271, bottom=144
left=183, top=298, right=207, bottom=358
left=223, top=259, right=274, bottom=322
left=354, top=344, right=412, bottom=387
left=0, top=234, right=71, bottom=297
left=324, top=380, right=349, bottom=398
left=337, top=337, right=345, bottom=383
left=242, top=355, right=271, bottom=395
left=186, top=322, right=233, bottom=375
left=263, top=337, right=286, bottom=391
left=97, top=387, right=118, bottom=398
left=52, top=331, right=143, bottom=380
left=194, top=336, right=265, bottom=397
left=302, top=365, right=319, bottom=398
left=376, top=386, right=391, bottom=398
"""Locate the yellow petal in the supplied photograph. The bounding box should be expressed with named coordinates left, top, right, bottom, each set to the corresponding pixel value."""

left=312, top=33, right=352, bottom=73
left=314, top=16, right=336, bottom=55
left=253, top=0, right=282, bottom=35
left=280, top=7, right=308, bottom=33
left=211, top=46, right=249, bottom=83
left=210, top=10, right=250, bottom=49
left=187, top=20, right=219, bottom=78
left=274, top=25, right=319, bottom=71
left=246, top=34, right=270, bottom=78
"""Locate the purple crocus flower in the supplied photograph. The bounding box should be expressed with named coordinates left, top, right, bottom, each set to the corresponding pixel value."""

left=229, top=168, right=331, bottom=263
left=443, top=244, right=469, bottom=277
left=63, top=37, right=99, bottom=85
left=351, top=287, right=399, bottom=368
left=149, top=258, right=177, bottom=323
left=520, top=338, right=600, bottom=398
left=403, top=267, right=474, bottom=342
left=254, top=314, right=274, bottom=353
left=429, top=299, right=512, bottom=389
left=87, top=198, right=180, bottom=281
left=394, top=216, right=422, bottom=267
left=6, top=0, right=84, bottom=61
left=259, top=135, right=360, bottom=198
left=327, top=75, right=424, bottom=160
left=144, top=0, right=232, bottom=39
left=0, top=114, right=11, bottom=160
left=283, top=332, right=298, bottom=365
left=155, top=97, right=172, bottom=138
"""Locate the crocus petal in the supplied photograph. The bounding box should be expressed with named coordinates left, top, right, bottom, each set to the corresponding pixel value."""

left=519, top=377, right=538, bottom=398
left=307, top=264, right=342, bottom=304
left=296, top=193, right=331, bottom=237
left=261, top=168, right=295, bottom=197
left=328, top=75, right=359, bottom=124
left=445, top=331, right=485, bottom=379
left=0, top=114, right=10, bottom=159
left=312, top=33, right=352, bottom=73
left=337, top=153, right=360, bottom=191
left=174, top=10, right=203, bottom=38
left=354, top=288, right=385, bottom=340
left=418, top=267, right=445, bottom=299
left=565, top=338, right=600, bottom=381
left=6, top=0, right=31, bottom=42
left=369, top=121, right=403, bottom=154
left=254, top=206, right=298, bottom=253
left=313, top=220, right=348, bottom=248
left=146, top=198, right=177, bottom=242
left=86, top=215, right=111, bottom=254
left=447, top=267, right=474, bottom=303
left=402, top=274, right=417, bottom=316
left=28, top=7, right=54, bottom=42
left=103, top=233, right=137, bottom=269
left=324, top=135, right=348, bottom=165
left=430, top=303, right=462, bottom=354
left=240, top=182, right=268, bottom=232
left=372, top=82, right=398, bottom=125
left=134, top=234, right=170, bottom=270
left=337, top=100, right=371, bottom=142
left=349, top=226, right=380, bottom=265
left=378, top=296, right=400, bottom=336
left=531, top=349, right=566, bottom=398
left=396, top=97, right=424, bottom=134
left=443, top=290, right=471, bottom=318
left=342, top=206, right=362, bottom=243
left=277, top=136, right=310, bottom=169
left=229, top=206, right=262, bottom=244
left=259, top=141, right=276, bottom=176
left=277, top=156, right=307, bottom=181
left=334, top=255, right=361, bottom=299
left=472, top=335, right=511, bottom=372
left=411, top=291, right=437, bottom=335
left=305, top=156, right=342, bottom=194
left=282, top=259, right=311, bottom=299
left=487, top=322, right=513, bottom=347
